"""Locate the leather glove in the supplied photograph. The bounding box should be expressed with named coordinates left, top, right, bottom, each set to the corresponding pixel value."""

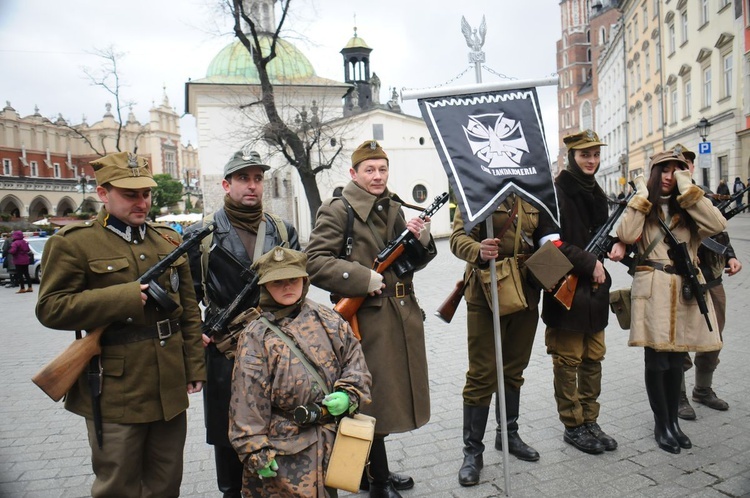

left=258, top=459, right=278, bottom=478
left=633, top=174, right=649, bottom=199
left=322, top=391, right=350, bottom=416
left=675, top=169, right=693, bottom=194
left=418, top=221, right=431, bottom=247
left=367, top=270, right=384, bottom=293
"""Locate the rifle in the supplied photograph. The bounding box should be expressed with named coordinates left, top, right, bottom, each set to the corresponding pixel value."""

left=715, top=183, right=750, bottom=215
left=434, top=279, right=466, bottom=323
left=334, top=192, right=449, bottom=338
left=31, top=222, right=217, bottom=402
left=552, top=189, right=635, bottom=310
left=656, top=216, right=713, bottom=332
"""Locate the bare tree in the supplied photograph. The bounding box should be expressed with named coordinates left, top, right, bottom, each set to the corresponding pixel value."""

left=228, top=0, right=345, bottom=223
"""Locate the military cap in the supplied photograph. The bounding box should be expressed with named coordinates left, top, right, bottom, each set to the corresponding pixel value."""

left=673, top=143, right=696, bottom=162
left=563, top=129, right=607, bottom=150
left=253, top=246, right=309, bottom=285
left=91, top=152, right=157, bottom=188
left=650, top=149, right=688, bottom=170
left=224, top=146, right=271, bottom=178
left=351, top=140, right=389, bottom=168
left=524, top=240, right=573, bottom=292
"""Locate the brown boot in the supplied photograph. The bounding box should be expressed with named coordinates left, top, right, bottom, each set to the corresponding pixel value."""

left=692, top=387, right=729, bottom=411
left=677, top=391, right=696, bottom=420
left=15, top=288, right=26, bottom=294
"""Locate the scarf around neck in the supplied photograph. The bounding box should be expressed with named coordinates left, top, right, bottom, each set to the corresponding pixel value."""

left=223, top=194, right=263, bottom=233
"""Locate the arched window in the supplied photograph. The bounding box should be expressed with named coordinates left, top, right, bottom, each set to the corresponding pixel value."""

left=580, top=101, right=593, bottom=130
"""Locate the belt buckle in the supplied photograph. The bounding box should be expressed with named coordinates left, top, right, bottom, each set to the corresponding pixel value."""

left=395, top=282, right=405, bottom=298
left=157, top=319, right=173, bottom=340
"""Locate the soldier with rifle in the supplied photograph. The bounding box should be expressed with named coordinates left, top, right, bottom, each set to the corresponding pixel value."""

left=185, top=147, right=299, bottom=498
left=306, top=140, right=437, bottom=498
left=673, top=145, right=742, bottom=421
left=542, top=130, right=624, bottom=455
left=616, top=148, right=725, bottom=454
left=35, top=152, right=206, bottom=497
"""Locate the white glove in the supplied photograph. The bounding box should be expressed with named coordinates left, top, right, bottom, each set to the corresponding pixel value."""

left=633, top=174, right=649, bottom=199
left=367, top=270, right=384, bottom=293
left=675, top=169, right=693, bottom=194
left=418, top=221, right=431, bottom=247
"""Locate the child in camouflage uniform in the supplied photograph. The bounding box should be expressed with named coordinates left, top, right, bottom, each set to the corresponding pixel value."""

left=229, top=247, right=372, bottom=497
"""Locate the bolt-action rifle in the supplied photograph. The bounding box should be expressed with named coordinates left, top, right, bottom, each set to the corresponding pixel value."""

left=31, top=222, right=216, bottom=402
left=334, top=192, right=449, bottom=338
left=656, top=216, right=713, bottom=332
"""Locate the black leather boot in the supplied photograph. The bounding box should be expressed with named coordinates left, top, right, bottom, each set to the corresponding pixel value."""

left=665, top=368, right=692, bottom=449
left=368, top=436, right=402, bottom=498
left=360, top=473, right=414, bottom=491
left=458, top=404, right=490, bottom=486
left=645, top=369, right=680, bottom=454
left=214, top=445, right=243, bottom=498
left=494, top=389, right=540, bottom=461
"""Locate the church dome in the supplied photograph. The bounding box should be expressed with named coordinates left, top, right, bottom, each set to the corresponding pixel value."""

left=206, top=34, right=316, bottom=84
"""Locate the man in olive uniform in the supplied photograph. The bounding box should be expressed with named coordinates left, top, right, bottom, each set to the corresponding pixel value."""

left=306, top=140, right=436, bottom=498
left=36, top=152, right=206, bottom=498
left=186, top=147, right=299, bottom=498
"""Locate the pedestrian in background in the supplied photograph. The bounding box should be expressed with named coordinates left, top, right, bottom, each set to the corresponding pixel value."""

left=733, top=177, right=745, bottom=209
left=9, top=230, right=32, bottom=293
left=2, top=232, right=18, bottom=288
left=229, top=246, right=371, bottom=497
left=36, top=151, right=206, bottom=497
left=616, top=149, right=725, bottom=454
left=716, top=179, right=730, bottom=196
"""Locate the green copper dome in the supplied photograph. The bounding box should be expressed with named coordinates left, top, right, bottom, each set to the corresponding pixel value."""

left=206, top=34, right=316, bottom=84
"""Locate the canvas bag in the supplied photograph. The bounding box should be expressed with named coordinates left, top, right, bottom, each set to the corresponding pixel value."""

left=478, top=202, right=528, bottom=316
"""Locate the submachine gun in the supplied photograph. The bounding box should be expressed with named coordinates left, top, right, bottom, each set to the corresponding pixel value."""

left=334, top=192, right=449, bottom=338
left=32, top=222, right=217, bottom=402
left=552, top=189, right=635, bottom=310
left=715, top=184, right=750, bottom=220
left=656, top=217, right=713, bottom=332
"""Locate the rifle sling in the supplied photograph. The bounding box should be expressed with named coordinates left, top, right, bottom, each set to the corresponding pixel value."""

left=259, top=316, right=330, bottom=396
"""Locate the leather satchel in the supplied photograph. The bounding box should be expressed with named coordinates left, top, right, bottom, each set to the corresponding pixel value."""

left=324, top=413, right=376, bottom=492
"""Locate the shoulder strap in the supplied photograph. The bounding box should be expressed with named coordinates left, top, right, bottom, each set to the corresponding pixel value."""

left=199, top=213, right=215, bottom=301
left=266, top=212, right=288, bottom=246
left=259, top=316, right=330, bottom=395
left=333, top=196, right=355, bottom=258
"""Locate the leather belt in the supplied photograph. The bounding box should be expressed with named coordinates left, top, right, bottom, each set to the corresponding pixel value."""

left=637, top=261, right=677, bottom=274
left=102, top=318, right=181, bottom=346
left=378, top=281, right=414, bottom=298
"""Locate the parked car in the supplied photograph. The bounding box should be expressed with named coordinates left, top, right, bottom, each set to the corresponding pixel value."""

left=0, top=235, right=49, bottom=283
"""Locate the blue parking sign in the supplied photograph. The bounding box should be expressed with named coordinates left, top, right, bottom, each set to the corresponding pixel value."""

left=698, top=142, right=711, bottom=154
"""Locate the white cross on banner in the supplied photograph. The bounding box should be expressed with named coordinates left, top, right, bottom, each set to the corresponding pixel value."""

left=418, top=87, right=560, bottom=232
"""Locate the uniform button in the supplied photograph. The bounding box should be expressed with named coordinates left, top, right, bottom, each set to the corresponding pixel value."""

left=377, top=205, right=383, bottom=211
left=400, top=300, right=405, bottom=306
left=343, top=272, right=349, bottom=279
left=107, top=265, right=114, bottom=271
left=159, top=340, right=166, bottom=347
left=84, top=221, right=91, bottom=226
left=126, top=317, right=133, bottom=324
left=133, top=240, right=139, bottom=245
left=139, top=254, right=146, bottom=260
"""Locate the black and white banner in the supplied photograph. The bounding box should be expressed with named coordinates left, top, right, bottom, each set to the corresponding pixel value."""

left=419, top=87, right=559, bottom=232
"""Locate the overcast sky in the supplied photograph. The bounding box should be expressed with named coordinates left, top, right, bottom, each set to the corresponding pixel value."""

left=0, top=0, right=561, bottom=154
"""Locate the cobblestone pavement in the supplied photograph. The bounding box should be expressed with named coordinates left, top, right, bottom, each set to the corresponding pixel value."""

left=2, top=215, right=750, bottom=497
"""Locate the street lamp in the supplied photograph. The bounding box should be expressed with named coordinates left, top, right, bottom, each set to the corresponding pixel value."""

left=75, top=174, right=93, bottom=213
left=696, top=117, right=712, bottom=187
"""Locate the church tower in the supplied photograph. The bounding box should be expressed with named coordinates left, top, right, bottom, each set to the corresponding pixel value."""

left=340, top=27, right=374, bottom=116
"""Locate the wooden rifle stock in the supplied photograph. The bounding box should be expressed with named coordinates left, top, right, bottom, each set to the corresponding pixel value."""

left=32, top=327, right=104, bottom=402
left=333, top=245, right=406, bottom=340
left=551, top=274, right=578, bottom=311
left=435, top=279, right=466, bottom=323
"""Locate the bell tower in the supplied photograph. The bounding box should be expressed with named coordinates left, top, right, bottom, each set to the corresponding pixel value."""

left=340, top=26, right=373, bottom=116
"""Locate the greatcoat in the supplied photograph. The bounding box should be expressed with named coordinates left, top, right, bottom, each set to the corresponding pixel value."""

left=616, top=185, right=726, bottom=352
left=229, top=300, right=371, bottom=497
left=36, top=208, right=206, bottom=423
left=305, top=181, right=436, bottom=434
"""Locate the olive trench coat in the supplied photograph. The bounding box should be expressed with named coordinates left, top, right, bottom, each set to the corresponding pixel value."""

left=616, top=186, right=726, bottom=352
left=36, top=208, right=206, bottom=423
left=305, top=181, right=436, bottom=434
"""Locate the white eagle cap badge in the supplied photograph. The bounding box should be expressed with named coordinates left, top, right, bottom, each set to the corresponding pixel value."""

left=369, top=141, right=377, bottom=150
left=273, top=248, right=285, bottom=262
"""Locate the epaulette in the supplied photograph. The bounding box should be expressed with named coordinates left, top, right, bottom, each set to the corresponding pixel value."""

left=149, top=222, right=182, bottom=246
left=56, top=219, right=96, bottom=236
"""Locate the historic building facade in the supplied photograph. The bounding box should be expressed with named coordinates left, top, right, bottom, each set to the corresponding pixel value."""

left=0, top=93, right=199, bottom=221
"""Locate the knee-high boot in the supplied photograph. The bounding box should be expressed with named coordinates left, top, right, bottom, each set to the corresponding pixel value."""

left=458, top=405, right=490, bottom=486
left=495, top=389, right=540, bottom=461
left=665, top=367, right=692, bottom=449
left=368, top=436, right=401, bottom=498
left=644, top=369, right=680, bottom=454
left=214, top=445, right=243, bottom=498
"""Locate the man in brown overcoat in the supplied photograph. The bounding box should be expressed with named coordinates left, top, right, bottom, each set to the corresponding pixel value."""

left=306, top=140, right=436, bottom=498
